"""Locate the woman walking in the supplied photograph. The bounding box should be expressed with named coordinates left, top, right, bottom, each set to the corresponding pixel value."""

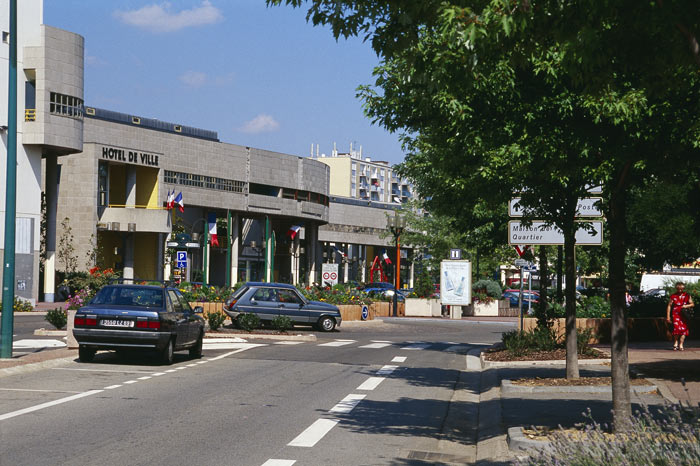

left=666, top=282, right=694, bottom=351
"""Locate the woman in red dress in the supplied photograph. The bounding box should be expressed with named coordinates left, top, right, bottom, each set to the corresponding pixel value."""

left=666, top=282, right=694, bottom=351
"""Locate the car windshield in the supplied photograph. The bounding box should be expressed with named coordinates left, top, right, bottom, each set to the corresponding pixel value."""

left=91, top=286, right=164, bottom=308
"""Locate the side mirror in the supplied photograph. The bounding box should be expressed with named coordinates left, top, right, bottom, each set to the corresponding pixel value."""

left=193, top=306, right=204, bottom=314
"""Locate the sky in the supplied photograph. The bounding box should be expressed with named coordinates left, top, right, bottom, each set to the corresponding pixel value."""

left=43, top=0, right=406, bottom=165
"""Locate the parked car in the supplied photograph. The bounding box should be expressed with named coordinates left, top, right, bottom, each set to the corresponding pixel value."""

left=224, top=282, right=342, bottom=332
left=502, top=290, right=539, bottom=307
left=362, top=282, right=405, bottom=302
left=72, top=284, right=205, bottom=364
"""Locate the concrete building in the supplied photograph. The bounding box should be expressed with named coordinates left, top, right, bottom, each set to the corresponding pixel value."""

left=311, top=143, right=414, bottom=204
left=0, top=0, right=84, bottom=303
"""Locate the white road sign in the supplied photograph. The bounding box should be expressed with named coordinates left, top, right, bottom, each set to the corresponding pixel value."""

left=509, top=198, right=602, bottom=217
left=321, top=263, right=339, bottom=286
left=508, top=221, right=603, bottom=245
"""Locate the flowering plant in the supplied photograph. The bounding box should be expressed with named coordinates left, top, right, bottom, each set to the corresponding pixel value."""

left=65, top=288, right=93, bottom=310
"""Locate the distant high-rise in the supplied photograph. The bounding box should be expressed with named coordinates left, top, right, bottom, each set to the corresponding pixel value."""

left=310, top=142, right=413, bottom=204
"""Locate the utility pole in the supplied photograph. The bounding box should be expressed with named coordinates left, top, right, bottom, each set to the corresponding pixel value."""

left=1, top=0, right=18, bottom=359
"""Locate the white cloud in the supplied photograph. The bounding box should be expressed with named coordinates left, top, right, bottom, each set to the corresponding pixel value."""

left=114, top=1, right=223, bottom=33
left=239, top=114, right=280, bottom=134
left=179, top=70, right=207, bottom=87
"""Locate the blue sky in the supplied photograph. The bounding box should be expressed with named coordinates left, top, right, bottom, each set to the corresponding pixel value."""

left=44, top=0, right=405, bottom=164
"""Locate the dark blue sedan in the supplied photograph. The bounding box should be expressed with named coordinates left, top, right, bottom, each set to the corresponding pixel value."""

left=73, top=284, right=205, bottom=364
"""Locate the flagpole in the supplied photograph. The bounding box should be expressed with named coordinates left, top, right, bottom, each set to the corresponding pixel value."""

left=225, top=210, right=231, bottom=287
left=203, top=212, right=208, bottom=288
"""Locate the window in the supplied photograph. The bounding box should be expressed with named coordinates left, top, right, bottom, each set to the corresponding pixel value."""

left=49, top=92, right=83, bottom=119
left=253, top=288, right=276, bottom=302
left=168, top=290, right=184, bottom=312
left=277, top=289, right=303, bottom=304
left=98, top=161, right=109, bottom=207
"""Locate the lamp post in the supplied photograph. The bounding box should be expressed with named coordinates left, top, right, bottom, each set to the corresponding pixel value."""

left=387, top=210, right=406, bottom=317
left=190, top=217, right=209, bottom=287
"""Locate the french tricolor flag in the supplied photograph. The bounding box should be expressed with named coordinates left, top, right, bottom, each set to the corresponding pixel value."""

left=208, top=212, right=219, bottom=247
left=166, top=190, right=175, bottom=210
left=174, top=192, right=184, bottom=213
left=382, top=249, right=392, bottom=265
left=287, top=225, right=301, bottom=240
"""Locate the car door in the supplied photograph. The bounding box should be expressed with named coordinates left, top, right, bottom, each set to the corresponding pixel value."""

left=248, top=288, right=278, bottom=322
left=276, top=288, right=310, bottom=323
left=167, top=289, right=190, bottom=348
left=176, top=290, right=200, bottom=344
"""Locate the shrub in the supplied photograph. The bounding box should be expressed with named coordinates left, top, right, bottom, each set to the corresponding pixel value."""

left=45, top=308, right=67, bottom=329
left=518, top=405, right=700, bottom=466
left=502, top=327, right=560, bottom=356
left=65, top=288, right=93, bottom=310
left=577, top=296, right=611, bottom=318
left=413, top=267, right=435, bottom=298
left=473, top=279, right=502, bottom=298
left=271, top=315, right=293, bottom=332
left=237, top=312, right=260, bottom=331
left=206, top=311, right=226, bottom=331
left=628, top=295, right=667, bottom=318
left=577, top=328, right=598, bottom=355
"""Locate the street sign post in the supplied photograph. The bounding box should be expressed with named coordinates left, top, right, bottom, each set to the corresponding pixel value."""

left=321, top=263, right=339, bottom=286
left=508, top=221, right=603, bottom=245
left=176, top=251, right=187, bottom=269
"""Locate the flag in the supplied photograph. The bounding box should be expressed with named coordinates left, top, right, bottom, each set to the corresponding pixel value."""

left=287, top=225, right=301, bottom=240
left=208, top=212, right=219, bottom=247
left=332, top=245, right=347, bottom=258
left=382, top=249, right=392, bottom=265
left=174, top=192, right=184, bottom=213
left=166, top=190, right=175, bottom=210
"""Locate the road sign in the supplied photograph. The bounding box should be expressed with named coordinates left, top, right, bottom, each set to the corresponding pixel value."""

left=514, top=245, right=530, bottom=257
left=514, top=259, right=530, bottom=268
left=510, top=197, right=602, bottom=217
left=508, top=221, right=603, bottom=245
left=176, top=251, right=187, bottom=268
left=361, top=305, right=369, bottom=321
left=321, top=263, right=339, bottom=286
left=450, top=249, right=462, bottom=260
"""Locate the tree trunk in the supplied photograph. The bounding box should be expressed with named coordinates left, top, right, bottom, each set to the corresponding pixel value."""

left=556, top=245, right=563, bottom=303
left=610, top=164, right=633, bottom=432
left=564, top=221, right=579, bottom=379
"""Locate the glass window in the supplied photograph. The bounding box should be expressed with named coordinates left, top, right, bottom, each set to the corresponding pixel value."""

left=252, top=288, right=276, bottom=302
left=168, top=290, right=184, bottom=312
left=176, top=290, right=193, bottom=312
left=277, top=289, right=303, bottom=304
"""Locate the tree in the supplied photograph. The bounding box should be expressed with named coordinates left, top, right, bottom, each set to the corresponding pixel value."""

left=57, top=217, right=78, bottom=274
left=270, top=0, right=700, bottom=431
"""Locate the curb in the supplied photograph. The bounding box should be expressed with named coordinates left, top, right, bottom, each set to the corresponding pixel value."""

left=33, top=328, right=66, bottom=336
left=507, top=427, right=550, bottom=453
left=0, top=354, right=77, bottom=379
left=206, top=332, right=317, bottom=342
left=501, top=379, right=658, bottom=395
left=480, top=353, right=611, bottom=368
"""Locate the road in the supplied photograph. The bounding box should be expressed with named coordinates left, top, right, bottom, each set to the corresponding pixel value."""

left=0, top=318, right=515, bottom=466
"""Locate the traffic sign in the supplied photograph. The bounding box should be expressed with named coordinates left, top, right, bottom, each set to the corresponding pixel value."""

left=361, top=305, right=369, bottom=321
left=508, top=221, right=603, bottom=245
left=176, top=251, right=188, bottom=268
left=450, top=249, right=462, bottom=260
left=515, top=259, right=530, bottom=268
left=514, top=245, right=530, bottom=257
left=510, top=197, right=602, bottom=217
left=321, top=263, right=339, bottom=286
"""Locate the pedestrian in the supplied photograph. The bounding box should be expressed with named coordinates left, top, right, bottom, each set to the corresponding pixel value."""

left=666, top=282, right=694, bottom=351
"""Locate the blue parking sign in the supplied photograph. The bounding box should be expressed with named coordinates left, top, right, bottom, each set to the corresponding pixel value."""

left=176, top=251, right=187, bottom=268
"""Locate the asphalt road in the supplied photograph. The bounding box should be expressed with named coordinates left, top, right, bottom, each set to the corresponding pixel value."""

left=0, top=318, right=515, bottom=466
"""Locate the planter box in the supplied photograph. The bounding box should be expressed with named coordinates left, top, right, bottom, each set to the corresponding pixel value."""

left=462, top=300, right=499, bottom=317
left=337, top=304, right=370, bottom=321
left=371, top=301, right=404, bottom=318
left=405, top=298, right=443, bottom=317
left=189, top=302, right=224, bottom=316
left=520, top=317, right=700, bottom=343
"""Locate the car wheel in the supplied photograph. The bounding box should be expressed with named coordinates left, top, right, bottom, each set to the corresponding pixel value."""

left=317, top=316, right=336, bottom=332
left=78, top=345, right=96, bottom=363
left=161, top=338, right=174, bottom=365
left=189, top=330, right=203, bottom=359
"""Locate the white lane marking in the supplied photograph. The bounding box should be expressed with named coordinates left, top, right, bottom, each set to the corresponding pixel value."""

left=318, top=340, right=356, bottom=347
left=262, top=459, right=296, bottom=466
left=0, top=388, right=81, bottom=394
left=12, top=339, right=66, bottom=349
left=391, top=356, right=407, bottom=363
left=175, top=367, right=187, bottom=370
left=152, top=372, right=166, bottom=376
left=288, top=419, right=338, bottom=447
left=52, top=368, right=155, bottom=374
left=329, top=394, right=366, bottom=414
left=123, top=380, right=138, bottom=385
left=359, top=342, right=391, bottom=349
left=0, top=390, right=103, bottom=421
left=137, top=376, right=152, bottom=380
left=104, top=385, right=122, bottom=390
left=357, top=377, right=385, bottom=391
left=401, top=342, right=430, bottom=350
left=203, top=337, right=247, bottom=343
left=371, top=340, right=392, bottom=343
left=274, top=341, right=303, bottom=345
left=186, top=364, right=198, bottom=367
left=165, top=369, right=177, bottom=373
left=207, top=345, right=266, bottom=361
left=377, top=365, right=398, bottom=376
left=202, top=341, right=256, bottom=350
left=196, top=361, right=208, bottom=364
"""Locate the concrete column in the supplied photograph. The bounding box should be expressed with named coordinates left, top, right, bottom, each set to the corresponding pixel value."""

left=291, top=238, right=300, bottom=286
left=360, top=245, right=367, bottom=283
left=43, top=155, right=58, bottom=302
left=157, top=233, right=165, bottom=281
left=409, top=255, right=415, bottom=289
left=126, top=166, right=137, bottom=207
left=343, top=243, right=349, bottom=283
left=265, top=216, right=273, bottom=282
left=123, top=234, right=134, bottom=280
left=245, top=260, right=251, bottom=282
left=230, top=213, right=239, bottom=285
left=163, top=232, right=172, bottom=281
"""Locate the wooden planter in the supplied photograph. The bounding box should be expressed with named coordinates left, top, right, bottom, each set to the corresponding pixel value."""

left=520, top=317, right=700, bottom=343
left=336, top=304, right=368, bottom=321
left=189, top=302, right=224, bottom=316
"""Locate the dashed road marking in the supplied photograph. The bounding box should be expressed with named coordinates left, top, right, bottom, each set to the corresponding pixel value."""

left=104, top=385, right=122, bottom=390
left=356, top=377, right=385, bottom=391
left=377, top=365, right=398, bottom=376
left=318, top=339, right=356, bottom=347
left=358, top=342, right=392, bottom=349
left=329, top=394, right=366, bottom=414
left=288, top=419, right=338, bottom=447
left=123, top=380, right=138, bottom=385
left=261, top=460, right=296, bottom=466
left=274, top=341, right=303, bottom=345
left=0, top=390, right=103, bottom=421
left=401, top=342, right=430, bottom=350
left=391, top=356, right=407, bottom=363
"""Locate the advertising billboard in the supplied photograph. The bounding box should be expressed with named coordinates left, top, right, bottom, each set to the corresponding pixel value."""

left=440, top=260, right=472, bottom=306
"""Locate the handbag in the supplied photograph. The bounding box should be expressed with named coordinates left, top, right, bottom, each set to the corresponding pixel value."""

left=681, top=306, right=694, bottom=320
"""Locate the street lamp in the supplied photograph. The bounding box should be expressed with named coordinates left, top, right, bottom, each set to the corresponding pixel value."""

left=387, top=210, right=406, bottom=317
left=190, top=217, right=209, bottom=286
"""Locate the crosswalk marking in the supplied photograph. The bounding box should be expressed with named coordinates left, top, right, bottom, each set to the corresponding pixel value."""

left=318, top=339, right=356, bottom=347
left=358, top=342, right=392, bottom=349
left=401, top=342, right=430, bottom=350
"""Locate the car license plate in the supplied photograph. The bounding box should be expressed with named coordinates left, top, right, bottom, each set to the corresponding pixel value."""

left=101, top=319, right=134, bottom=328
